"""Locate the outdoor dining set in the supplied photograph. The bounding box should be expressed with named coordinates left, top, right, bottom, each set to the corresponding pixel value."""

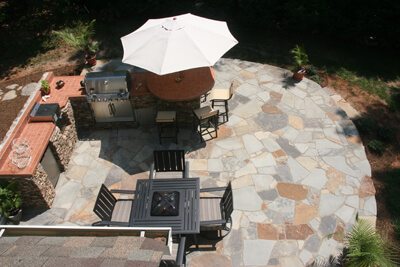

left=92, top=150, right=234, bottom=266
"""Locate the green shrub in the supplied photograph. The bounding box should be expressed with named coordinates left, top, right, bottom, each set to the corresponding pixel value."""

left=355, top=117, right=376, bottom=135
left=310, top=75, right=321, bottom=84
left=368, top=139, right=383, bottom=154
left=305, top=65, right=318, bottom=76
left=0, top=180, right=22, bottom=217
left=344, top=215, right=400, bottom=266
left=290, top=45, right=309, bottom=71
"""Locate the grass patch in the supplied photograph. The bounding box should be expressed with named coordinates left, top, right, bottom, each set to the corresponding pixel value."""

left=335, top=67, right=393, bottom=105
left=385, top=168, right=400, bottom=241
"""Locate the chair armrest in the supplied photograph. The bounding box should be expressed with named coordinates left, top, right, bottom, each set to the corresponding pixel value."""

left=92, top=221, right=130, bottom=227
left=184, top=161, right=190, bottom=178
left=200, top=219, right=227, bottom=225
left=176, top=235, right=187, bottom=266
left=149, top=163, right=155, bottom=180
left=110, top=189, right=136, bottom=194
left=200, top=186, right=227, bottom=193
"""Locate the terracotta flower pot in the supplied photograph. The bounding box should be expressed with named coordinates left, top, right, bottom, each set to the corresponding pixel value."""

left=293, top=69, right=306, bottom=81
left=41, top=87, right=51, bottom=96
left=7, top=209, right=22, bottom=223
left=85, top=54, right=97, bottom=67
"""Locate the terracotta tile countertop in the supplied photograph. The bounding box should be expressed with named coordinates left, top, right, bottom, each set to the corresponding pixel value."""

left=0, top=73, right=86, bottom=177
left=40, top=74, right=86, bottom=108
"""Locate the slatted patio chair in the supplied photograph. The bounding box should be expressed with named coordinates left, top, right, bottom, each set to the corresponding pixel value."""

left=149, top=150, right=189, bottom=179
left=199, top=182, right=234, bottom=235
left=92, top=184, right=135, bottom=226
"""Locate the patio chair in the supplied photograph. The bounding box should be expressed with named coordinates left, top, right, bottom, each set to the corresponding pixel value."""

left=92, top=184, right=135, bottom=226
left=209, top=82, right=234, bottom=122
left=149, top=150, right=189, bottom=179
left=199, top=182, right=234, bottom=235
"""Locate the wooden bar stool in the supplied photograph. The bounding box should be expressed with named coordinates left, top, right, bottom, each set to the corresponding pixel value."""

left=193, top=106, right=219, bottom=142
left=209, top=82, right=234, bottom=122
left=156, top=111, right=178, bottom=144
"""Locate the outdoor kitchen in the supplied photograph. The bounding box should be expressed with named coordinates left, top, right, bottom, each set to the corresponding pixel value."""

left=0, top=62, right=218, bottom=209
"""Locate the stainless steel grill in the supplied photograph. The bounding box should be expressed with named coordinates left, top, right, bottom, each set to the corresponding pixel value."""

left=81, top=71, right=135, bottom=123
left=82, top=71, right=131, bottom=102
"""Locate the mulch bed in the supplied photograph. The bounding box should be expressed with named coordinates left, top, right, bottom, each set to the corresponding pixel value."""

left=0, top=64, right=83, bottom=143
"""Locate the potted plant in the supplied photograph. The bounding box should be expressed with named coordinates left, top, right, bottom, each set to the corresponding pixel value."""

left=290, top=44, right=309, bottom=81
left=40, top=79, right=51, bottom=95
left=0, top=180, right=23, bottom=224
left=53, top=19, right=101, bottom=67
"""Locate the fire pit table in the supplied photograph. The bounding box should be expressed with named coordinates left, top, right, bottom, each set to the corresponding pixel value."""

left=130, top=178, right=200, bottom=234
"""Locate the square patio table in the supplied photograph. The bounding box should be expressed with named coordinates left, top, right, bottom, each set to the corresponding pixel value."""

left=129, top=178, right=200, bottom=234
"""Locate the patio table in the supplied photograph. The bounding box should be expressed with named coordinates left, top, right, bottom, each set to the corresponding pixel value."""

left=130, top=178, right=200, bottom=235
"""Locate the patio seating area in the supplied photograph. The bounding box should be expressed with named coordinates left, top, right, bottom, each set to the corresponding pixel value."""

left=20, top=58, right=376, bottom=266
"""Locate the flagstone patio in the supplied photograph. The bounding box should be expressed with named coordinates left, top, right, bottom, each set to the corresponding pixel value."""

left=21, top=58, right=376, bottom=266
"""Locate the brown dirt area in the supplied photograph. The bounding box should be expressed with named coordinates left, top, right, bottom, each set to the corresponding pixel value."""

left=0, top=53, right=398, bottom=245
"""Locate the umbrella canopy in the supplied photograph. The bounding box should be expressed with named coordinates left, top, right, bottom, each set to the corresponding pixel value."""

left=121, top=13, right=238, bottom=75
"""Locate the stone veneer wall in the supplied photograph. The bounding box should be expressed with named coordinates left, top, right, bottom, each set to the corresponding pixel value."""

left=71, top=95, right=199, bottom=129
left=6, top=164, right=55, bottom=209
left=70, top=98, right=94, bottom=129
left=48, top=101, right=78, bottom=172
left=131, top=95, right=200, bottom=125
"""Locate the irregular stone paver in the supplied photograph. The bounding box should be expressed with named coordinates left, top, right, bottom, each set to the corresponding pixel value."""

left=21, top=58, right=376, bottom=266
left=243, top=240, right=275, bottom=266
left=233, top=186, right=263, bottom=211
left=358, top=175, right=376, bottom=198
left=190, top=254, right=232, bottom=267
left=319, top=215, right=338, bottom=236
left=318, top=194, right=345, bottom=217
left=257, top=223, right=278, bottom=240
left=304, top=234, right=321, bottom=252
left=276, top=183, right=308, bottom=201
left=294, top=202, right=317, bottom=224
left=2, top=90, right=17, bottom=101
left=285, top=224, right=314, bottom=240
left=287, top=158, right=309, bottom=182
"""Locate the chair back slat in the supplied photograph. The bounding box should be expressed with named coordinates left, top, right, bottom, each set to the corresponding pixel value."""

left=93, top=184, right=117, bottom=221
left=221, top=182, right=234, bottom=219
left=154, top=150, right=185, bottom=172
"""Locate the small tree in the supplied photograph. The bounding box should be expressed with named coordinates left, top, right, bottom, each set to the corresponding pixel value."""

left=344, top=216, right=399, bottom=266
left=290, top=44, right=309, bottom=72
left=53, top=19, right=101, bottom=58
left=320, top=214, right=400, bottom=267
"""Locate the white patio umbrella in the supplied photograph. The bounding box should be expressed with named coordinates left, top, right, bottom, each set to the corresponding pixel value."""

left=121, top=13, right=238, bottom=75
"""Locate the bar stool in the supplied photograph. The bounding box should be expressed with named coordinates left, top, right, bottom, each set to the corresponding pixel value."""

left=193, top=106, right=219, bottom=142
left=209, top=82, right=234, bottom=122
left=156, top=111, right=178, bottom=144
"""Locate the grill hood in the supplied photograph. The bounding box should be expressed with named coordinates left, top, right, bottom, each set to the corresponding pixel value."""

left=81, top=71, right=131, bottom=94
